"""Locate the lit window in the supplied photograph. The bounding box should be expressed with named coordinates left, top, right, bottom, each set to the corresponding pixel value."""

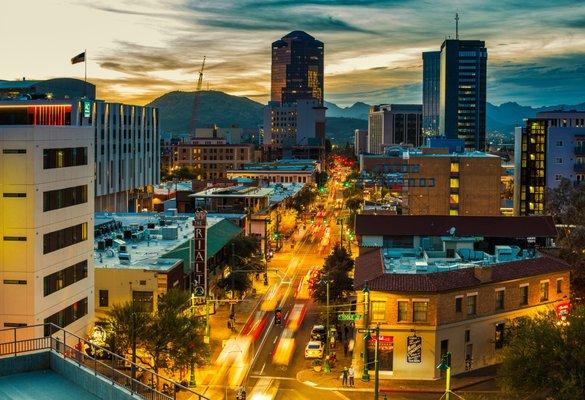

left=450, top=194, right=459, bottom=204
left=539, top=282, right=549, bottom=302
left=450, top=209, right=459, bottom=216
left=371, top=301, right=386, bottom=322
left=450, top=178, right=459, bottom=188
left=450, top=163, right=459, bottom=173
left=413, top=301, right=428, bottom=323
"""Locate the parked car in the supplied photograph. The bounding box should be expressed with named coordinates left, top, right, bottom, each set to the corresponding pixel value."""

left=304, top=341, right=324, bottom=359
left=310, top=325, right=327, bottom=342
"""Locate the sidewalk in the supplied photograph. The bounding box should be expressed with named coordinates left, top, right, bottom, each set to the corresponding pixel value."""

left=297, top=363, right=498, bottom=394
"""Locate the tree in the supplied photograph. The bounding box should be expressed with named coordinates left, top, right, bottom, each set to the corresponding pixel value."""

left=315, top=171, right=329, bottom=188
left=101, top=301, right=151, bottom=361
left=168, top=309, right=209, bottom=381
left=499, top=306, right=585, bottom=400
left=312, top=245, right=354, bottom=304
left=290, top=186, right=317, bottom=213
left=279, top=208, right=298, bottom=237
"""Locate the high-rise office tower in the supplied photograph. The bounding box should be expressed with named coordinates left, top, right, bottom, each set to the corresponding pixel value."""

left=422, top=51, right=441, bottom=136
left=367, top=104, right=423, bottom=154
left=439, top=40, right=487, bottom=151
left=271, top=31, right=324, bottom=106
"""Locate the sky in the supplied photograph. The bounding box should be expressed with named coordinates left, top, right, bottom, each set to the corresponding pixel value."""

left=1, top=0, right=584, bottom=107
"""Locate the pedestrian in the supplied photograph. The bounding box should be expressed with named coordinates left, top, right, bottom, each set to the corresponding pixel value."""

left=341, top=367, right=349, bottom=386
left=348, top=365, right=355, bottom=387
left=343, top=341, right=349, bottom=357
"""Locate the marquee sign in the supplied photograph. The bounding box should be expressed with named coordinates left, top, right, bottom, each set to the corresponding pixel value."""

left=193, top=209, right=207, bottom=298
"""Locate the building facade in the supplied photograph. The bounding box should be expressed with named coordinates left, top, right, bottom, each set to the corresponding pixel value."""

left=353, top=215, right=569, bottom=380
left=168, top=139, right=256, bottom=180
left=439, top=40, right=487, bottom=151
left=354, top=129, right=368, bottom=156
left=422, top=51, right=441, bottom=136
left=0, top=101, right=95, bottom=338
left=360, top=146, right=501, bottom=216
left=271, top=31, right=324, bottom=106
left=514, top=111, right=585, bottom=215
left=368, top=104, right=423, bottom=154
left=263, top=100, right=326, bottom=147
left=226, top=159, right=317, bottom=184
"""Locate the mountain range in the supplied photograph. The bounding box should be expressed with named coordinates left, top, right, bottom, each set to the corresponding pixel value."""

left=148, top=91, right=584, bottom=144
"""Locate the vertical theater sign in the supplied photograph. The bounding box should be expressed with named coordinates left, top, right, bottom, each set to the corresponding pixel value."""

left=193, top=209, right=207, bottom=298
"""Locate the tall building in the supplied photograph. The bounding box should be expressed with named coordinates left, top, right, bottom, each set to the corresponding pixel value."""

left=271, top=31, right=324, bottom=106
left=422, top=51, right=440, bottom=136
left=367, top=104, right=423, bottom=154
left=439, top=40, right=487, bottom=151
left=0, top=79, right=160, bottom=213
left=92, top=100, right=160, bottom=212
left=0, top=100, right=94, bottom=337
left=354, top=129, right=368, bottom=156
left=514, top=111, right=585, bottom=215
left=263, top=99, right=326, bottom=147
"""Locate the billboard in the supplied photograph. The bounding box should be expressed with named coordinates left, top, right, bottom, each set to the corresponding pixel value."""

left=193, top=209, right=207, bottom=297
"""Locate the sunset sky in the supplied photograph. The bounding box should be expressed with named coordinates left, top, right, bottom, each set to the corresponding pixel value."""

left=1, top=0, right=583, bottom=106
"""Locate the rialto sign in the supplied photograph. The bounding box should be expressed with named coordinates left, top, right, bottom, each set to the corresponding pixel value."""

left=193, top=209, right=207, bottom=297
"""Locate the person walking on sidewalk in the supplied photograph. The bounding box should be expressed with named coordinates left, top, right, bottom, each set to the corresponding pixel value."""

left=348, top=365, right=355, bottom=387
left=341, top=367, right=349, bottom=386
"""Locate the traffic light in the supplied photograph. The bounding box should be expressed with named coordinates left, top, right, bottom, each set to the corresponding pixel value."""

left=275, top=308, right=283, bottom=325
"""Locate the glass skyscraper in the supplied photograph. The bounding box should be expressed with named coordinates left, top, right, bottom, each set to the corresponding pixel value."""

left=271, top=31, right=324, bottom=106
left=422, top=51, right=440, bottom=137
left=439, top=40, right=487, bottom=151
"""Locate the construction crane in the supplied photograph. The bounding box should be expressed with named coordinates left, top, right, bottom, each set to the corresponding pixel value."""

left=189, top=56, right=206, bottom=138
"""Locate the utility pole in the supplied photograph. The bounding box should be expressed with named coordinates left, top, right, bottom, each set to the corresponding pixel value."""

left=374, top=324, right=380, bottom=400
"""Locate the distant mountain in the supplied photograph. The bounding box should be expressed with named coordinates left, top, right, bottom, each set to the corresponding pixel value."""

left=148, top=90, right=584, bottom=145
left=147, top=90, right=264, bottom=132
left=324, top=101, right=369, bottom=120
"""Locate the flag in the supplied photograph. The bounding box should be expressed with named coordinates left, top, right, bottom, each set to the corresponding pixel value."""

left=71, top=51, right=86, bottom=65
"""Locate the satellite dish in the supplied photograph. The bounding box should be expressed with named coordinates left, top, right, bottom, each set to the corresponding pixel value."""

left=448, top=227, right=456, bottom=236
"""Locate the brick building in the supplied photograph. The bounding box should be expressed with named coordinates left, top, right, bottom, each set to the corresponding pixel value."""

left=353, top=214, right=570, bottom=380
left=360, top=146, right=501, bottom=215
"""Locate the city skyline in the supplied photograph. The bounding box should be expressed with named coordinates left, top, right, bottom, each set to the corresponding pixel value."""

left=1, top=0, right=583, bottom=106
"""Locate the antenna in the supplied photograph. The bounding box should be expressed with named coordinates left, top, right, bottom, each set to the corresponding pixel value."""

left=455, top=12, right=460, bottom=40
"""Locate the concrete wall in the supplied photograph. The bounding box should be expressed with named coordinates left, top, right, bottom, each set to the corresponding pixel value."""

left=0, top=352, right=50, bottom=376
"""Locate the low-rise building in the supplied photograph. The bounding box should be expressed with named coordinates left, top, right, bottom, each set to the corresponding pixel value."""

left=368, top=104, right=423, bottom=154
left=166, top=139, right=256, bottom=180
left=227, top=159, right=317, bottom=184
left=360, top=146, right=501, bottom=216
left=93, top=212, right=242, bottom=317
left=353, top=214, right=569, bottom=380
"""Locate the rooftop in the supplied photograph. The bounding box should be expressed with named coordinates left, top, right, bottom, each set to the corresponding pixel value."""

left=355, top=214, right=557, bottom=238
left=93, top=212, right=239, bottom=271
left=234, top=159, right=316, bottom=172
left=191, top=185, right=273, bottom=198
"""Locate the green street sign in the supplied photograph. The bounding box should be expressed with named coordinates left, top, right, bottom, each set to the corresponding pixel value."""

left=338, top=313, right=362, bottom=321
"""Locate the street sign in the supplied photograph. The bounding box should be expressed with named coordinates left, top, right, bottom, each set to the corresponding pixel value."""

left=194, top=286, right=205, bottom=297
left=338, top=313, right=362, bottom=321
left=406, top=335, right=422, bottom=363
left=193, top=209, right=207, bottom=298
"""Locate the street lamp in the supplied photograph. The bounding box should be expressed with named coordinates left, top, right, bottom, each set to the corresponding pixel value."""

left=361, top=281, right=370, bottom=382
left=437, top=352, right=453, bottom=400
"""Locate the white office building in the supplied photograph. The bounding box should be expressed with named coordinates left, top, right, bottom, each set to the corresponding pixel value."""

left=263, top=100, right=326, bottom=147
left=0, top=100, right=94, bottom=338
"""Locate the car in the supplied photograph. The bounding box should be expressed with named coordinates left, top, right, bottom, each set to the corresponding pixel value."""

left=310, top=325, right=327, bottom=342
left=304, top=340, right=324, bottom=359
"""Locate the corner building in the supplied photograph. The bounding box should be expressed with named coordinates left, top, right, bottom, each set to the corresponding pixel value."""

left=0, top=101, right=94, bottom=338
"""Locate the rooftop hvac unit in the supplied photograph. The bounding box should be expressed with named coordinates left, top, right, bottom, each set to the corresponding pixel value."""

left=162, top=226, right=179, bottom=240
left=118, top=252, right=131, bottom=264
left=97, top=240, right=106, bottom=251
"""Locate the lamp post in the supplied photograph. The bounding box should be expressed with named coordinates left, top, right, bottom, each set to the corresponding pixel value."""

left=437, top=352, right=453, bottom=400
left=361, top=282, right=370, bottom=382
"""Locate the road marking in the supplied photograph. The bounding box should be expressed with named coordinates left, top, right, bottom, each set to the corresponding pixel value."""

left=259, top=362, right=266, bottom=375
left=332, top=391, right=351, bottom=400
left=250, top=375, right=297, bottom=381
left=273, top=336, right=278, bottom=344
left=303, top=381, right=317, bottom=387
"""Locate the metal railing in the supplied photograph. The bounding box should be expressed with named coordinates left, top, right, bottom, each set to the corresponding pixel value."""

left=0, top=323, right=210, bottom=400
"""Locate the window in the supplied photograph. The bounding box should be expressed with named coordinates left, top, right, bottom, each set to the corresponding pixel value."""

left=133, top=291, right=154, bottom=312
left=467, top=295, right=477, bottom=315
left=43, top=260, right=88, bottom=296
left=2, top=149, right=26, bottom=154
left=3, top=193, right=26, bottom=197
left=554, top=157, right=563, bottom=164
left=555, top=140, right=564, bottom=147
left=43, top=185, right=88, bottom=212
left=495, top=323, right=505, bottom=349
left=44, top=297, right=88, bottom=336
left=555, top=174, right=562, bottom=181
left=43, top=147, right=87, bottom=169
left=3, top=236, right=26, bottom=241
left=455, top=297, right=463, bottom=313
left=43, top=222, right=87, bottom=254
left=520, top=285, right=529, bottom=306
left=99, top=290, right=109, bottom=308
left=397, top=301, right=409, bottom=322
left=450, top=162, right=459, bottom=173
left=371, top=301, right=386, bottom=321
left=450, top=178, right=459, bottom=188
left=539, top=281, right=549, bottom=302
left=495, top=289, right=505, bottom=310
left=556, top=279, right=562, bottom=294
left=413, top=301, right=428, bottom=323
left=450, top=194, right=459, bottom=204
left=450, top=209, right=459, bottom=216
